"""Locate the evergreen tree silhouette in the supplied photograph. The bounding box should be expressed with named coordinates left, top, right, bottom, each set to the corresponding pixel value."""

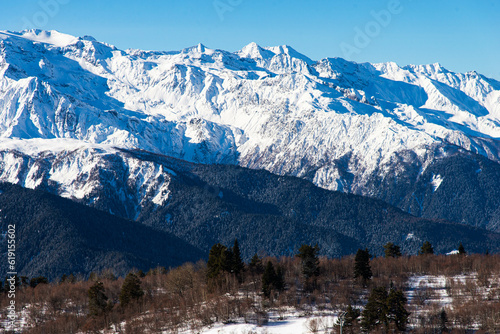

left=383, top=242, right=402, bottom=258
left=88, top=281, right=109, bottom=317
left=119, top=273, right=144, bottom=307
left=458, top=242, right=466, bottom=255
left=354, top=248, right=372, bottom=286
left=419, top=241, right=434, bottom=255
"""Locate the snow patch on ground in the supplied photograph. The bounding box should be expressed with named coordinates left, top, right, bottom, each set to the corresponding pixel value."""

left=405, top=233, right=420, bottom=241
left=407, top=275, right=455, bottom=307
left=181, top=311, right=339, bottom=334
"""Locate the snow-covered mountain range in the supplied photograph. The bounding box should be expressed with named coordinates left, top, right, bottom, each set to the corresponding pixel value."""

left=1, top=29, right=500, bottom=229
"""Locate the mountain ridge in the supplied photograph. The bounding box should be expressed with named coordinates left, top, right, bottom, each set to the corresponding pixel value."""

left=1, top=29, right=500, bottom=232
left=2, top=148, right=499, bottom=280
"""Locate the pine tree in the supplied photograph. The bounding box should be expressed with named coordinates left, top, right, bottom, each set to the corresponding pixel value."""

left=361, top=286, right=389, bottom=332
left=224, top=247, right=234, bottom=273
left=354, top=248, right=372, bottom=286
left=29, top=276, right=48, bottom=288
left=119, top=273, right=144, bottom=307
left=262, top=261, right=277, bottom=298
left=274, top=265, right=285, bottom=292
left=261, top=261, right=284, bottom=298
left=296, top=244, right=320, bottom=279
left=419, top=241, right=434, bottom=255
left=88, top=281, right=109, bottom=317
left=458, top=242, right=466, bottom=255
left=383, top=242, right=402, bottom=258
left=343, top=304, right=360, bottom=333
left=231, top=239, right=245, bottom=276
left=439, top=308, right=448, bottom=332
left=67, top=273, right=76, bottom=283
left=387, top=288, right=410, bottom=331
left=249, top=253, right=264, bottom=275
left=20, top=276, right=29, bottom=287
left=206, top=243, right=229, bottom=280
left=361, top=286, right=409, bottom=332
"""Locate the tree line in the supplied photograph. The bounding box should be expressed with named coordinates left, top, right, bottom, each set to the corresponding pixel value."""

left=2, top=239, right=496, bottom=333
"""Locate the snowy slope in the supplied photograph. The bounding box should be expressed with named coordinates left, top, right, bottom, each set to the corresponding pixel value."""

left=1, top=29, right=500, bottom=219
left=0, top=139, right=178, bottom=219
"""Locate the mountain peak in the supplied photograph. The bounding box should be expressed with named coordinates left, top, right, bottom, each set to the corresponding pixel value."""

left=196, top=43, right=206, bottom=52
left=237, top=42, right=273, bottom=59
left=265, top=44, right=314, bottom=64
left=0, top=29, right=79, bottom=47
left=181, top=43, right=212, bottom=55
left=240, top=41, right=261, bottom=53
left=80, top=35, right=97, bottom=42
left=404, top=62, right=450, bottom=76
left=237, top=43, right=313, bottom=64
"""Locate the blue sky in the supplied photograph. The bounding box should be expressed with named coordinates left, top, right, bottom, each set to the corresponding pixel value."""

left=1, top=0, right=499, bottom=80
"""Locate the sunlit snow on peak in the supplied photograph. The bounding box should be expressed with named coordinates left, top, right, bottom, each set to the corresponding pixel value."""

left=1, top=29, right=500, bottom=195
left=0, top=29, right=78, bottom=47
left=237, top=42, right=274, bottom=60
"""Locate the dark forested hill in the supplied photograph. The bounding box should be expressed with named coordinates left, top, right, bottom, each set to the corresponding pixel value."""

left=360, top=145, right=500, bottom=232
left=0, top=182, right=205, bottom=280
left=1, top=149, right=500, bottom=280
left=127, top=150, right=500, bottom=260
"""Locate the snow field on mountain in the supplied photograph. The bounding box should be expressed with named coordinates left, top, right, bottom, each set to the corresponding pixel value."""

left=1, top=29, right=500, bottom=206
left=0, top=141, right=173, bottom=220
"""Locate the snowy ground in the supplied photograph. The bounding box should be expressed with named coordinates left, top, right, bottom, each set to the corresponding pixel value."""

left=406, top=274, right=457, bottom=307
left=190, top=312, right=338, bottom=334
left=181, top=273, right=496, bottom=333
left=3, top=274, right=497, bottom=333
